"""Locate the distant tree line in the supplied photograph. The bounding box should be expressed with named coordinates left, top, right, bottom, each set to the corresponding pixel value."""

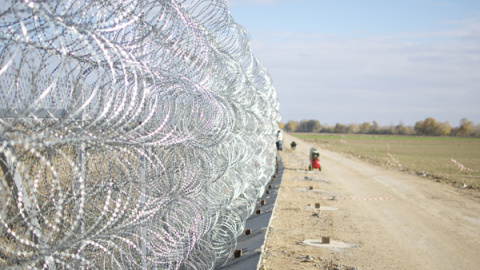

left=282, top=118, right=480, bottom=137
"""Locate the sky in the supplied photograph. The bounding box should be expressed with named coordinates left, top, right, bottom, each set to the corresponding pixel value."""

left=226, top=0, right=480, bottom=127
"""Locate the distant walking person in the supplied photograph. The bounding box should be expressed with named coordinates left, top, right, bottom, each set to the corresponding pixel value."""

left=276, top=130, right=283, bottom=151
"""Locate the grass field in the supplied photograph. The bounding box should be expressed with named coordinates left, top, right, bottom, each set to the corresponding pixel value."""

left=291, top=133, right=480, bottom=189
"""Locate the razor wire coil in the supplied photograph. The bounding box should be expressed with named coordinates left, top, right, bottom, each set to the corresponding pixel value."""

left=0, top=0, right=280, bottom=269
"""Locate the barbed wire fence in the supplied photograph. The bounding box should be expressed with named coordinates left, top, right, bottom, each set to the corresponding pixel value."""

left=0, top=0, right=280, bottom=269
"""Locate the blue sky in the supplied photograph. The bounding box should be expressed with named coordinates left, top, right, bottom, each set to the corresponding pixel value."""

left=226, top=0, right=480, bottom=126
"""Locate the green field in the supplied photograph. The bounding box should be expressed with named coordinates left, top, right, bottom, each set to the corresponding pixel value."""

left=291, top=133, right=480, bottom=189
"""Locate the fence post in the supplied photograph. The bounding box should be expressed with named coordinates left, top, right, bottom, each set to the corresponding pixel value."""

left=140, top=149, right=147, bottom=269
left=74, top=140, right=86, bottom=269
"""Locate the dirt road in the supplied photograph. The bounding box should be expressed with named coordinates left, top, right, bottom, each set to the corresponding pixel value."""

left=260, top=133, right=480, bottom=270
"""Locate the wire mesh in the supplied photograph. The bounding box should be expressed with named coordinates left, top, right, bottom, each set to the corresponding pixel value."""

left=0, top=0, right=280, bottom=269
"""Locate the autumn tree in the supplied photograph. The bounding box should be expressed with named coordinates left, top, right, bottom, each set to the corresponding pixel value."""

left=322, top=124, right=333, bottom=133
left=371, top=121, right=379, bottom=133
left=414, top=117, right=438, bottom=135
left=436, top=122, right=451, bottom=136
left=414, top=120, right=425, bottom=135
left=278, top=122, right=284, bottom=130
left=307, top=120, right=322, bottom=133
left=457, top=118, right=472, bottom=136
left=285, top=120, right=297, bottom=132
left=472, top=123, right=480, bottom=137
left=294, top=119, right=322, bottom=132
left=415, top=117, right=453, bottom=136
left=423, top=117, right=438, bottom=135
left=296, top=120, right=309, bottom=132
left=395, top=123, right=409, bottom=135
left=359, top=122, right=371, bottom=134
left=334, top=123, right=346, bottom=133
left=346, top=123, right=359, bottom=134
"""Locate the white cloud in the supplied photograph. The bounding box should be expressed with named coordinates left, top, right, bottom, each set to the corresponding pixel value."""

left=248, top=22, right=480, bottom=125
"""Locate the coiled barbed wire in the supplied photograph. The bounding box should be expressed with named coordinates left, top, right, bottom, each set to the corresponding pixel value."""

left=0, top=0, right=280, bottom=269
